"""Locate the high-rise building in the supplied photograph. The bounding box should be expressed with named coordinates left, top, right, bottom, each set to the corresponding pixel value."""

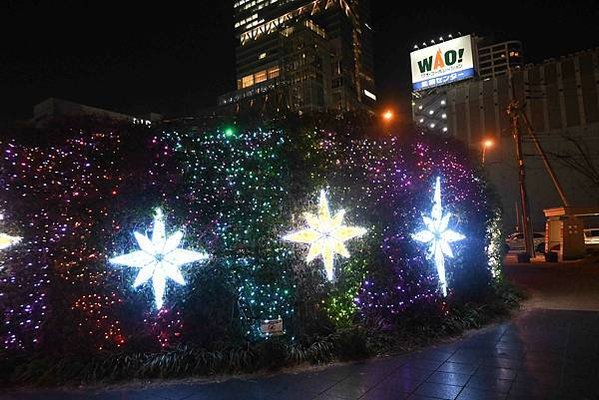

left=411, top=36, right=524, bottom=135
left=411, top=37, right=599, bottom=233
left=218, top=0, right=376, bottom=114
left=451, top=48, right=599, bottom=232
left=477, top=40, right=523, bottom=79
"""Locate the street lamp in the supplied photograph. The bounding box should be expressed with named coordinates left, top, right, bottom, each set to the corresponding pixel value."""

left=383, top=109, right=394, bottom=122
left=482, top=138, right=494, bottom=164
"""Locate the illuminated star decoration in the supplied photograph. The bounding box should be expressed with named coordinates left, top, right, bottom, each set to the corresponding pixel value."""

left=110, top=208, right=208, bottom=309
left=284, top=190, right=366, bottom=282
left=0, top=213, right=22, bottom=250
left=0, top=233, right=21, bottom=250
left=412, top=177, right=465, bottom=297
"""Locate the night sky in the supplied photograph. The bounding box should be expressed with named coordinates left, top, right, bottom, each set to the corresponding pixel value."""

left=1, top=0, right=598, bottom=123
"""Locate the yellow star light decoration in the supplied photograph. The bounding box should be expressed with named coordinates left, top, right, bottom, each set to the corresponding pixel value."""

left=0, top=233, right=21, bottom=250
left=283, top=190, right=366, bottom=282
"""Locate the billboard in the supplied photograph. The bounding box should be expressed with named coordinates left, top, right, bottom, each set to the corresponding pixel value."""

left=410, top=35, right=475, bottom=91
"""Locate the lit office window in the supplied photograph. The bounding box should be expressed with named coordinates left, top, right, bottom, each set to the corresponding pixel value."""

left=242, top=75, right=254, bottom=88
left=268, top=66, right=280, bottom=79
left=255, top=70, right=268, bottom=84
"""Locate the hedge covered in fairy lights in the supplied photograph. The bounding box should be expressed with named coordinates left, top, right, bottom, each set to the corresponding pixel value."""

left=0, top=115, right=504, bottom=358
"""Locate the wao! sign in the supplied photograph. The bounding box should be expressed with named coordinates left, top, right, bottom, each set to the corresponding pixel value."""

left=410, top=35, right=475, bottom=91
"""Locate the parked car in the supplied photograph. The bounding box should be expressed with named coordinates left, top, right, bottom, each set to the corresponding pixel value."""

left=584, top=228, right=599, bottom=247
left=505, top=231, right=545, bottom=253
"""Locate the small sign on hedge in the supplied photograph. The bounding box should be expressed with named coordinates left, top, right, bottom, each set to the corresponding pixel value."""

left=260, top=317, right=284, bottom=337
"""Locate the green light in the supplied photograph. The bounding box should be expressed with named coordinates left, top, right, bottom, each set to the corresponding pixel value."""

left=224, top=127, right=235, bottom=138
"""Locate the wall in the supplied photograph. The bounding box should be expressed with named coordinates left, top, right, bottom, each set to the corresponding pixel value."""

left=443, top=48, right=599, bottom=232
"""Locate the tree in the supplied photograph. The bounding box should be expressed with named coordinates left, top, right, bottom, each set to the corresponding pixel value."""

left=549, top=131, right=599, bottom=190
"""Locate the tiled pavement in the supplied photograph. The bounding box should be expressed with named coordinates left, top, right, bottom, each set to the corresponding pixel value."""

left=4, top=308, right=599, bottom=400
left=504, top=258, right=599, bottom=311
left=5, top=260, right=599, bottom=400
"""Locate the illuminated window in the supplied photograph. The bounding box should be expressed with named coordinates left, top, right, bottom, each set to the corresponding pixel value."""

left=239, top=66, right=280, bottom=90
left=363, top=89, right=377, bottom=101
left=242, top=75, right=254, bottom=88
left=255, top=70, right=267, bottom=84
left=267, top=66, right=280, bottom=79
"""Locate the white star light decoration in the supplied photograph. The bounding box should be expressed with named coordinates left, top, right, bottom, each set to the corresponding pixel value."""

left=412, top=177, right=465, bottom=297
left=110, top=208, right=208, bottom=309
left=283, top=190, right=366, bottom=282
left=0, top=214, right=22, bottom=250
left=0, top=233, right=21, bottom=250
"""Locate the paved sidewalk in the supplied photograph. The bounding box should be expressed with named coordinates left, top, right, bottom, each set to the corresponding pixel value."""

left=5, top=259, right=599, bottom=400
left=4, top=308, right=599, bottom=400
left=504, top=258, right=599, bottom=311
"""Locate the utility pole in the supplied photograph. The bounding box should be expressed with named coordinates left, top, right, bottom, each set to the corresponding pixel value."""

left=508, top=70, right=535, bottom=260
left=515, top=201, right=520, bottom=232
left=508, top=99, right=535, bottom=259
left=520, top=112, right=570, bottom=208
left=507, top=69, right=571, bottom=261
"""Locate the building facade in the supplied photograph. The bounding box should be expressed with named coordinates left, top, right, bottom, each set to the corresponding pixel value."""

left=412, top=44, right=599, bottom=232
left=219, top=0, right=376, bottom=114
left=33, top=98, right=161, bottom=127
left=477, top=40, right=523, bottom=79
left=412, top=37, right=524, bottom=135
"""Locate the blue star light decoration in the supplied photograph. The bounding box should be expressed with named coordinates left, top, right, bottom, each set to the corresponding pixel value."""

left=110, top=208, right=208, bottom=309
left=412, top=177, right=465, bottom=297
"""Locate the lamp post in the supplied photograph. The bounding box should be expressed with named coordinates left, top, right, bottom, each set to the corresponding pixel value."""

left=380, top=109, right=396, bottom=135
left=482, top=138, right=494, bottom=164
left=383, top=109, right=394, bottom=123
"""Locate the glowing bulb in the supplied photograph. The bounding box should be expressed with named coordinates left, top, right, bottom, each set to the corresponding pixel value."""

left=224, top=128, right=235, bottom=137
